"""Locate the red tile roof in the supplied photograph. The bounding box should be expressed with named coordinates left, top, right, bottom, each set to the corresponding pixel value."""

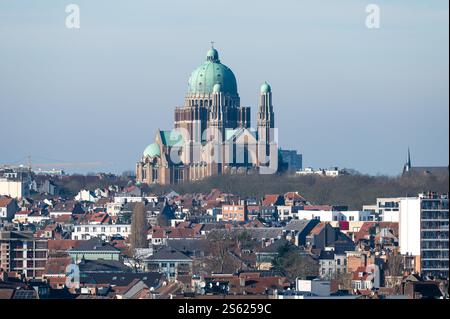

left=262, top=194, right=282, bottom=206
left=0, top=196, right=13, bottom=207
left=354, top=222, right=399, bottom=242
left=48, top=239, right=79, bottom=252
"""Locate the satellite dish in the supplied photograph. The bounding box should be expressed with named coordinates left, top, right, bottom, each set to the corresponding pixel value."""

left=200, top=282, right=206, bottom=288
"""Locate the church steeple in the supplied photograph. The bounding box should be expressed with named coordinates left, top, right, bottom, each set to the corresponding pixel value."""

left=257, top=82, right=274, bottom=157
left=403, top=147, right=412, bottom=174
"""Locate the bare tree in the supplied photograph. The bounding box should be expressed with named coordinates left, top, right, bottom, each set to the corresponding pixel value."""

left=205, top=231, right=236, bottom=273
left=273, top=247, right=319, bottom=281
left=130, top=202, right=149, bottom=250
left=386, top=252, right=404, bottom=276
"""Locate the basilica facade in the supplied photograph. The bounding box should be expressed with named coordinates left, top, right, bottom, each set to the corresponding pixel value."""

left=136, top=46, right=277, bottom=185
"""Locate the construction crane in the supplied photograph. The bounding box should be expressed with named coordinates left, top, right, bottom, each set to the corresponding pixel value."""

left=1, top=155, right=110, bottom=172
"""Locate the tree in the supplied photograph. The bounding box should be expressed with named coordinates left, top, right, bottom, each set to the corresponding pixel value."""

left=386, top=252, right=404, bottom=277
left=205, top=231, right=237, bottom=274
left=273, top=246, right=319, bottom=281
left=130, top=202, right=149, bottom=250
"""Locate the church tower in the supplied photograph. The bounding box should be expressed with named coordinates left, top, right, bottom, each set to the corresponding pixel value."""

left=403, top=147, right=412, bottom=175
left=257, top=82, right=275, bottom=159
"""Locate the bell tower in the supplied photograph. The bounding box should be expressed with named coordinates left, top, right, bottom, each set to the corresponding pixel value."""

left=257, top=82, right=274, bottom=158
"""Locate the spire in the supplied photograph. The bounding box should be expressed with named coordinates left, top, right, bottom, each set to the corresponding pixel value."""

left=403, top=147, right=412, bottom=174
left=407, top=147, right=411, bottom=168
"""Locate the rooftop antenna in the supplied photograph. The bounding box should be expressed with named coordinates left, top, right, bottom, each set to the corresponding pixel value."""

left=211, top=41, right=215, bottom=48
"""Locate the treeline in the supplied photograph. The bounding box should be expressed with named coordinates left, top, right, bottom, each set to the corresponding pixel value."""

left=149, top=172, right=449, bottom=210
left=53, top=174, right=130, bottom=198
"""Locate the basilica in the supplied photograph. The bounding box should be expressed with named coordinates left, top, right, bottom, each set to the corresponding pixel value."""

left=136, top=46, right=278, bottom=185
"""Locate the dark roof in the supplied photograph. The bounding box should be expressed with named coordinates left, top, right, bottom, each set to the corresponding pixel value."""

left=70, top=238, right=120, bottom=253
left=237, top=269, right=286, bottom=277
left=412, top=282, right=443, bottom=298
left=319, top=250, right=335, bottom=260
left=80, top=272, right=163, bottom=288
left=166, top=239, right=210, bottom=255
left=332, top=241, right=356, bottom=254
left=12, top=289, right=38, bottom=299
left=147, top=247, right=191, bottom=261
left=284, top=219, right=317, bottom=232
left=78, top=259, right=131, bottom=273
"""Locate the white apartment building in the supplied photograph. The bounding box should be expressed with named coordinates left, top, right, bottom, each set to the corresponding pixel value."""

left=294, top=210, right=374, bottom=222
left=71, top=224, right=131, bottom=240
left=363, top=197, right=401, bottom=222
left=0, top=178, right=27, bottom=199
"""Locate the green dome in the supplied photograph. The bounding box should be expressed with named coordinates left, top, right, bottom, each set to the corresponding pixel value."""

left=261, top=82, right=271, bottom=93
left=188, top=48, right=238, bottom=95
left=143, top=143, right=161, bottom=157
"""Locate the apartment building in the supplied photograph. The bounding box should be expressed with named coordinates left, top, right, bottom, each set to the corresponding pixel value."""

left=221, top=204, right=246, bottom=222
left=0, top=231, right=48, bottom=279
left=71, top=224, right=131, bottom=240
left=399, top=192, right=449, bottom=278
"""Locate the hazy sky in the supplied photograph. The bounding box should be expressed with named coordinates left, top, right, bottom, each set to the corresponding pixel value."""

left=0, top=0, right=448, bottom=175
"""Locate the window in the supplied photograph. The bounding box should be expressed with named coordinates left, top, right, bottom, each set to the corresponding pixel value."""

left=169, top=263, right=175, bottom=267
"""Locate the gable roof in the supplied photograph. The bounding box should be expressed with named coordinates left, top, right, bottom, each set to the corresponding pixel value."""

left=70, top=238, right=120, bottom=253
left=284, top=219, right=316, bottom=232
left=147, top=247, right=191, bottom=261
left=80, top=272, right=163, bottom=288
left=0, top=196, right=13, bottom=207
left=78, top=259, right=131, bottom=273
left=262, top=194, right=284, bottom=206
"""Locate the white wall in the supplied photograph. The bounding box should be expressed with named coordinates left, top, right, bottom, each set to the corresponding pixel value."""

left=296, top=279, right=331, bottom=296
left=71, top=224, right=130, bottom=240
left=399, top=198, right=421, bottom=256
left=382, top=210, right=400, bottom=222
left=295, top=210, right=372, bottom=222
left=0, top=179, right=24, bottom=199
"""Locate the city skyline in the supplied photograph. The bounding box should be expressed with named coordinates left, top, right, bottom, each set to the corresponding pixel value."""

left=0, top=0, right=448, bottom=175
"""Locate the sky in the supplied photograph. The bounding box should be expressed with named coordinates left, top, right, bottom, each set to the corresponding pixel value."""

left=0, top=0, right=448, bottom=176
